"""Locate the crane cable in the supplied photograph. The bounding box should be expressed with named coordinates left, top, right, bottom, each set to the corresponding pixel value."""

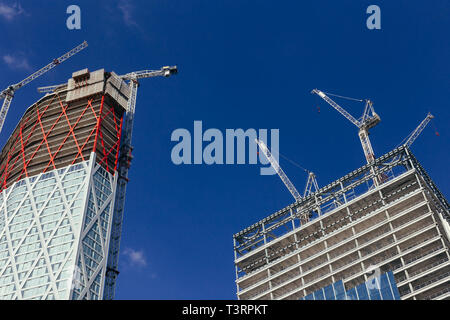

left=262, top=147, right=311, bottom=174
left=321, top=91, right=364, bottom=102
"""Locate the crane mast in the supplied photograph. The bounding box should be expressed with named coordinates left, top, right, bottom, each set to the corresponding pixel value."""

left=104, top=65, right=177, bottom=300
left=0, top=41, right=88, bottom=134
left=304, top=171, right=319, bottom=197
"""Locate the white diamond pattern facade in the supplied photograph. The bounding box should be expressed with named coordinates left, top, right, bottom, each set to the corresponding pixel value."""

left=0, top=153, right=117, bottom=300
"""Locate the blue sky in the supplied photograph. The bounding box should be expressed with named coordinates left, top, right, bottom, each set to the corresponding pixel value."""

left=0, top=1, right=448, bottom=299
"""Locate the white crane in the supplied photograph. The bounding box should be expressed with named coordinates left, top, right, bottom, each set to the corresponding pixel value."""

left=255, top=138, right=319, bottom=200
left=402, top=112, right=434, bottom=148
left=386, top=113, right=436, bottom=167
left=37, top=67, right=178, bottom=94
left=0, top=41, right=88, bottom=134
left=104, top=65, right=178, bottom=300
left=304, top=171, right=319, bottom=198
left=255, top=138, right=320, bottom=224
left=312, top=89, right=380, bottom=164
left=255, top=138, right=302, bottom=202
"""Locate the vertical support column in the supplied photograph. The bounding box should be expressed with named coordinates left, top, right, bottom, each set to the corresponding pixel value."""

left=233, top=237, right=240, bottom=299
left=93, top=95, right=105, bottom=153
left=351, top=224, right=365, bottom=279
left=261, top=222, right=274, bottom=299
left=319, top=220, right=334, bottom=282
left=340, top=182, right=347, bottom=204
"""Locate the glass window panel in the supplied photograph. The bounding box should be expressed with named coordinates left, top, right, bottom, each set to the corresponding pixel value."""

left=334, top=280, right=345, bottom=297
left=335, top=292, right=346, bottom=300
left=346, top=287, right=358, bottom=300
left=314, top=289, right=325, bottom=300
left=356, top=283, right=369, bottom=300
left=368, top=285, right=382, bottom=300
left=387, top=272, right=401, bottom=300
left=381, top=286, right=394, bottom=300
left=324, top=285, right=335, bottom=300
left=379, top=274, right=394, bottom=300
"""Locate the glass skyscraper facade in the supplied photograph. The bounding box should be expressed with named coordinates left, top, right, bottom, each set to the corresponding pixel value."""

left=300, top=271, right=400, bottom=300
left=0, top=156, right=116, bottom=299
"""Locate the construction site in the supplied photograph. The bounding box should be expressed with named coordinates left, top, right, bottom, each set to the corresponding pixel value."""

left=0, top=42, right=177, bottom=299
left=0, top=42, right=448, bottom=301
left=235, top=91, right=450, bottom=300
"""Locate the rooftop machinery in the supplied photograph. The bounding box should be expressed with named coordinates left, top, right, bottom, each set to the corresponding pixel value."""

left=0, top=41, right=88, bottom=134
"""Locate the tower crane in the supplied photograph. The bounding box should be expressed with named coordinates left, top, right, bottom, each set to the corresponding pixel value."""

left=104, top=65, right=178, bottom=300
left=312, top=89, right=380, bottom=164
left=255, top=139, right=319, bottom=200
left=37, top=67, right=178, bottom=94
left=402, top=112, right=434, bottom=148
left=36, top=84, right=66, bottom=94
left=255, top=138, right=302, bottom=202
left=0, top=41, right=88, bottom=134
left=255, top=138, right=320, bottom=223
left=304, top=171, right=319, bottom=198
left=386, top=113, right=435, bottom=167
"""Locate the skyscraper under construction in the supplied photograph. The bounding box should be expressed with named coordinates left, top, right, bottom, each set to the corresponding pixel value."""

left=233, top=146, right=450, bottom=300
left=0, top=69, right=129, bottom=300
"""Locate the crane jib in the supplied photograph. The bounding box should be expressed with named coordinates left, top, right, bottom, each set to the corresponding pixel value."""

left=0, top=41, right=88, bottom=135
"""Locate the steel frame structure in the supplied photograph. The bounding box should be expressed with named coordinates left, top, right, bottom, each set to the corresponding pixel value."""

left=0, top=91, right=123, bottom=192
left=233, top=146, right=450, bottom=300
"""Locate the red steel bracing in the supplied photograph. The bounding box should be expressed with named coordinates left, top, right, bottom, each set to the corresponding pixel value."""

left=93, top=95, right=105, bottom=153
left=0, top=94, right=124, bottom=192
left=95, top=103, right=124, bottom=174
left=41, top=96, right=93, bottom=173
left=16, top=95, right=65, bottom=181
left=114, top=117, right=124, bottom=170
left=19, top=126, right=27, bottom=178
left=0, top=113, right=34, bottom=187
